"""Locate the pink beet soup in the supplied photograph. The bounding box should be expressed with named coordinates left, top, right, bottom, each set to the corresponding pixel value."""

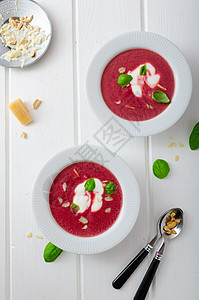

left=49, top=162, right=123, bottom=237
left=101, top=49, right=175, bottom=121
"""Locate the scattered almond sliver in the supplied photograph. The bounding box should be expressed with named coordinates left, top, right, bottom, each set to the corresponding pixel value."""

left=26, top=232, right=32, bottom=238
left=157, top=84, right=167, bottom=90
left=168, top=142, right=174, bottom=148
left=62, top=202, right=70, bottom=208
left=118, top=67, right=126, bottom=73
left=58, top=197, right=63, bottom=204
left=62, top=182, right=67, bottom=191
left=126, top=105, right=135, bottom=109
left=36, top=234, right=43, bottom=239
left=33, top=99, right=41, bottom=109
left=20, top=131, right=27, bottom=139
left=82, top=225, right=88, bottom=230
left=105, top=208, right=111, bottom=213
left=115, top=100, right=121, bottom=104
left=105, top=196, right=113, bottom=201
left=79, top=216, right=88, bottom=224
left=178, top=142, right=184, bottom=147
left=174, top=155, right=179, bottom=162
left=73, top=169, right=79, bottom=177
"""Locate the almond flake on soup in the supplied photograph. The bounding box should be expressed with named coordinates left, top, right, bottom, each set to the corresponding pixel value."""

left=62, top=202, right=70, bottom=208
left=105, top=208, right=111, bottom=213
left=62, top=182, right=67, bottom=191
left=79, top=216, right=88, bottom=224
left=105, top=196, right=113, bottom=201
left=58, top=197, right=63, bottom=204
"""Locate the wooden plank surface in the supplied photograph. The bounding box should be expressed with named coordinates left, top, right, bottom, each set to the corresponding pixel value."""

left=7, top=1, right=78, bottom=299
left=0, top=0, right=198, bottom=299
left=76, top=1, right=155, bottom=299
left=147, top=0, right=199, bottom=299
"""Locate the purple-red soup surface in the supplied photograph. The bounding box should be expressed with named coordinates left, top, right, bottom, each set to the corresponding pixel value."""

left=101, top=48, right=175, bottom=121
left=49, top=162, right=123, bottom=237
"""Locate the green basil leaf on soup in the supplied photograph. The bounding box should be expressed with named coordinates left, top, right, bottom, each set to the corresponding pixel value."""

left=43, top=242, right=63, bottom=263
left=152, top=91, right=170, bottom=103
left=140, top=65, right=147, bottom=75
left=189, top=122, right=199, bottom=150
left=71, top=203, right=80, bottom=214
left=118, top=74, right=133, bottom=87
left=152, top=159, right=170, bottom=179
left=84, top=178, right=95, bottom=192
left=105, top=181, right=116, bottom=195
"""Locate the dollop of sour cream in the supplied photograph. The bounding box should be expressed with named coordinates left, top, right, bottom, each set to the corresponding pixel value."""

left=73, top=178, right=104, bottom=214
left=127, top=63, right=160, bottom=98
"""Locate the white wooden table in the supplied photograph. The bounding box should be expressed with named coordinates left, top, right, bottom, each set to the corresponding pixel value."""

left=1, top=0, right=198, bottom=299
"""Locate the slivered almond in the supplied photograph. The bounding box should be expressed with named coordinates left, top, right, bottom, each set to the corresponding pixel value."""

left=178, top=142, right=184, bottom=147
left=36, top=234, right=43, bottom=239
left=82, top=225, right=88, bottom=230
left=18, top=37, right=26, bottom=46
left=26, top=232, right=32, bottom=238
left=118, top=67, right=126, bottom=73
left=157, top=84, right=167, bottom=90
left=146, top=104, right=150, bottom=109
left=149, top=105, right=153, bottom=109
left=126, top=105, right=135, bottom=109
left=115, top=100, right=121, bottom=104
left=20, top=131, right=27, bottom=139
left=73, top=169, right=79, bottom=177
left=105, top=208, right=111, bottom=213
left=17, top=22, right=23, bottom=30
left=7, top=37, right=16, bottom=45
left=33, top=99, right=41, bottom=109
left=174, top=155, right=179, bottom=162
left=79, top=216, right=88, bottom=224
left=30, top=49, right=36, bottom=58
left=105, top=196, right=113, bottom=202
left=62, top=202, right=70, bottom=208
left=62, top=182, right=67, bottom=191
left=58, top=197, right=63, bottom=204
left=27, top=25, right=33, bottom=31
left=102, top=180, right=108, bottom=183
left=168, top=142, right=174, bottom=148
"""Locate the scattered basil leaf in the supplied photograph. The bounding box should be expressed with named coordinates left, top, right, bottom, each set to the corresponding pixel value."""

left=105, top=181, right=116, bottom=195
left=152, top=91, right=170, bottom=103
left=152, top=159, right=170, bottom=179
left=189, top=122, right=199, bottom=150
left=71, top=203, right=80, bottom=214
left=85, top=178, right=95, bottom=192
left=118, top=74, right=133, bottom=87
left=140, top=65, right=147, bottom=75
left=43, top=242, right=63, bottom=263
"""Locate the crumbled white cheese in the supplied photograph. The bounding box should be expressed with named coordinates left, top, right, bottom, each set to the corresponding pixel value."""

left=0, top=15, right=48, bottom=67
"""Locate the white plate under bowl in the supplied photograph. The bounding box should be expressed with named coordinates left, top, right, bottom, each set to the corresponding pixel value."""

left=0, top=0, right=52, bottom=68
left=32, top=145, right=140, bottom=254
left=86, top=31, right=192, bottom=137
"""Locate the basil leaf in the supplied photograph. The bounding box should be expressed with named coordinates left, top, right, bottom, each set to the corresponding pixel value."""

left=105, top=181, right=116, bottom=195
left=152, top=91, right=170, bottom=103
left=140, top=65, right=147, bottom=75
left=43, top=242, right=63, bottom=263
left=189, top=122, right=199, bottom=150
left=153, top=159, right=170, bottom=179
left=85, top=178, right=95, bottom=192
left=71, top=203, right=80, bottom=214
left=118, top=74, right=133, bottom=87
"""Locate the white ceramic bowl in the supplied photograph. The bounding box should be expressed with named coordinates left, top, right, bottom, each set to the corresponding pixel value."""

left=86, top=31, right=192, bottom=136
left=32, top=145, right=140, bottom=254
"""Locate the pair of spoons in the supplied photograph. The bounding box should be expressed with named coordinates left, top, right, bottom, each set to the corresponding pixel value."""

left=112, top=208, right=183, bottom=300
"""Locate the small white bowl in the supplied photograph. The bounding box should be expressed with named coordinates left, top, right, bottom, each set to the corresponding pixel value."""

left=86, top=31, right=192, bottom=136
left=32, top=145, right=140, bottom=254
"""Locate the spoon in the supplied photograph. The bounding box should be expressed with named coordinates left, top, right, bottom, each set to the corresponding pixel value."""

left=133, top=208, right=183, bottom=300
left=112, top=208, right=170, bottom=289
